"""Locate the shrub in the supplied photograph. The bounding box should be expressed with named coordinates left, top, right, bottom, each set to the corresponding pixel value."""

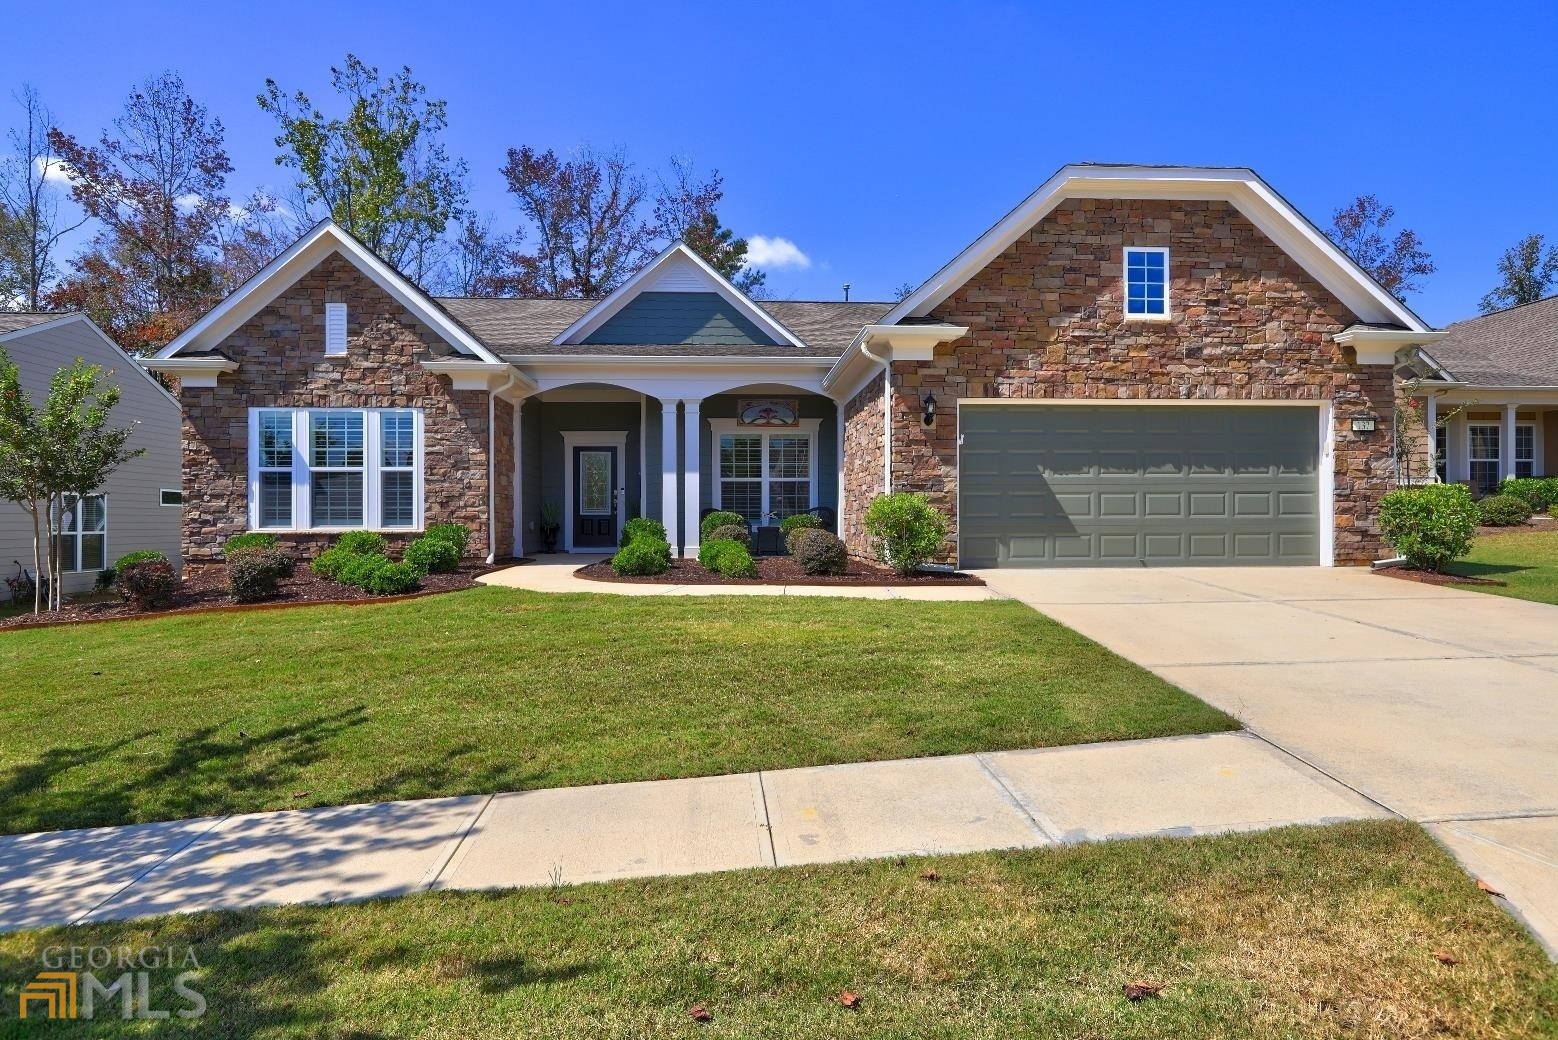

left=622, top=517, right=668, bottom=545
left=424, top=522, right=470, bottom=557
left=612, top=537, right=672, bottom=576
left=864, top=492, right=949, bottom=575
left=117, top=560, right=176, bottom=611
left=227, top=547, right=293, bottom=603
left=708, top=524, right=750, bottom=548
left=312, top=547, right=351, bottom=581
left=701, top=539, right=757, bottom=578
left=338, top=552, right=393, bottom=588
left=1500, top=477, right=1553, bottom=513
left=95, top=568, right=118, bottom=591
left=1477, top=493, right=1533, bottom=527
left=224, top=532, right=278, bottom=555
left=1377, top=484, right=1478, bottom=572
left=789, top=528, right=847, bottom=575
left=700, top=511, right=745, bottom=542
left=405, top=536, right=461, bottom=574
left=113, top=549, right=168, bottom=573
left=698, top=538, right=736, bottom=571
left=779, top=512, right=823, bottom=537
left=358, top=561, right=423, bottom=596
left=333, top=530, right=388, bottom=557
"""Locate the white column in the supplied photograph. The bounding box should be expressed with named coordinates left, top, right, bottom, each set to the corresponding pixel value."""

left=683, top=398, right=703, bottom=555
left=513, top=399, right=525, bottom=556
left=661, top=399, right=680, bottom=552
left=1424, top=394, right=1437, bottom=481
left=1503, top=403, right=1519, bottom=482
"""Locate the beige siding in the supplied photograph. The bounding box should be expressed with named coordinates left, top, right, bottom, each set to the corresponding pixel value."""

left=0, top=319, right=182, bottom=600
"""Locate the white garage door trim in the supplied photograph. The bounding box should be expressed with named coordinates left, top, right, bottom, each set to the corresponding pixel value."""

left=955, top=399, right=1335, bottom=568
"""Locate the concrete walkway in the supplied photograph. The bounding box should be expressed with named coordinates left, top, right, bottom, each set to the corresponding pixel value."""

left=478, top=554, right=1002, bottom=600
left=0, top=732, right=1385, bottom=932
left=978, top=566, right=1558, bottom=956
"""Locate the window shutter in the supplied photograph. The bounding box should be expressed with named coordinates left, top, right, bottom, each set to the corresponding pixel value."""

left=325, top=303, right=348, bottom=355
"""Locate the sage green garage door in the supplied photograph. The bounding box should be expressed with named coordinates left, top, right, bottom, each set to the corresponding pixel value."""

left=958, top=405, right=1320, bottom=568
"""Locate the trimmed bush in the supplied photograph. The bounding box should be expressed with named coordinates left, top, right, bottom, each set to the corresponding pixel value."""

left=1500, top=477, right=1553, bottom=513
left=117, top=560, right=176, bottom=611
left=227, top=547, right=293, bottom=603
left=708, top=524, right=750, bottom=548
left=864, top=492, right=949, bottom=575
left=779, top=512, right=823, bottom=538
left=224, top=532, right=278, bottom=555
left=622, top=517, right=668, bottom=545
left=1477, top=493, right=1533, bottom=527
left=789, top=528, right=847, bottom=575
left=1377, top=483, right=1478, bottom=572
left=359, top=561, right=423, bottom=596
left=113, top=549, right=168, bottom=573
left=405, top=536, right=461, bottom=574
left=700, top=539, right=757, bottom=578
left=338, top=552, right=393, bottom=588
left=334, top=530, right=388, bottom=557
left=700, top=511, right=745, bottom=542
left=424, top=522, right=470, bottom=557
left=312, top=547, right=351, bottom=581
left=612, top=537, right=672, bottom=576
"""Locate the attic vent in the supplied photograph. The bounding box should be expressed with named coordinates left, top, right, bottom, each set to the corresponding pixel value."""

left=325, top=303, right=347, bottom=355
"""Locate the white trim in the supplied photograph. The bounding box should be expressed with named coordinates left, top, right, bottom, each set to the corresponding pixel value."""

left=884, top=165, right=1433, bottom=333
left=683, top=399, right=703, bottom=554
left=421, top=359, right=535, bottom=396
left=159, top=489, right=182, bottom=507
left=1468, top=421, right=1502, bottom=493
left=639, top=395, right=648, bottom=518
left=821, top=324, right=969, bottom=403
left=560, top=431, right=630, bottom=552
left=324, top=302, right=348, bottom=355
left=554, top=242, right=804, bottom=348
left=1123, top=246, right=1171, bottom=322
left=707, top=417, right=823, bottom=525
left=55, top=492, right=108, bottom=574
left=156, top=221, right=502, bottom=362
left=1334, top=326, right=1447, bottom=365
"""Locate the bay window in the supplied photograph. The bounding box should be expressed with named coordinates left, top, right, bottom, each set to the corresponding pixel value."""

left=250, top=408, right=423, bottom=531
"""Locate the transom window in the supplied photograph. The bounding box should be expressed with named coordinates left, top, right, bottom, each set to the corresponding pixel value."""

left=251, top=408, right=423, bottom=531
left=715, top=422, right=818, bottom=524
left=55, top=493, right=107, bottom=573
left=1124, top=247, right=1169, bottom=319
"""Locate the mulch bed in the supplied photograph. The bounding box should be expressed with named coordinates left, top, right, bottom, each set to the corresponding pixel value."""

left=1475, top=518, right=1553, bottom=538
left=576, top=555, right=984, bottom=587
left=1375, top=567, right=1505, bottom=588
left=0, top=560, right=506, bottom=631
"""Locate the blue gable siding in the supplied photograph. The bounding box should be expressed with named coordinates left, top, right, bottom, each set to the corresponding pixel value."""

left=585, top=292, right=779, bottom=345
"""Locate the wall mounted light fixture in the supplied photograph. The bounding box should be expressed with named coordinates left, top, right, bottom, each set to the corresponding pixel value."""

left=922, top=393, right=938, bottom=427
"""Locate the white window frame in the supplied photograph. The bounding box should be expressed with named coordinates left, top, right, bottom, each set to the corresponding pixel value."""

left=1515, top=422, right=1536, bottom=480
left=248, top=408, right=425, bottom=533
left=1434, top=425, right=1448, bottom=483
left=1123, top=246, right=1171, bottom=321
left=324, top=302, right=348, bottom=356
left=709, top=418, right=822, bottom=524
left=56, top=493, right=109, bottom=573
left=160, top=489, right=183, bottom=507
left=1468, top=423, right=1501, bottom=494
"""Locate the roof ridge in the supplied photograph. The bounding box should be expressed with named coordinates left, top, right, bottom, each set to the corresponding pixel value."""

left=1448, top=291, right=1558, bottom=325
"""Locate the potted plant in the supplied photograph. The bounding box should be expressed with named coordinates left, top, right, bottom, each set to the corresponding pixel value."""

left=539, top=501, right=561, bottom=552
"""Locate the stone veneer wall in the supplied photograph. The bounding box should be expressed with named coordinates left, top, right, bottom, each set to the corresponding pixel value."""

left=180, top=252, right=494, bottom=562
left=493, top=397, right=515, bottom=559
left=862, top=197, right=1395, bottom=565
left=840, top=370, right=886, bottom=555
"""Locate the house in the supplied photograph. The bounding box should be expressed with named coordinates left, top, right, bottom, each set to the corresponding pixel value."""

left=1398, top=295, right=1558, bottom=492
left=145, top=164, right=1445, bottom=570
left=0, top=312, right=182, bottom=599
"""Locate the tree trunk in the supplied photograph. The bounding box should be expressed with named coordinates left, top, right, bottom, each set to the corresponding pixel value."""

left=28, top=503, right=42, bottom=615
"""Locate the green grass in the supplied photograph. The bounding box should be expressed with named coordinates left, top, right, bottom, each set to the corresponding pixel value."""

left=1449, top=527, right=1558, bottom=604
left=0, top=587, right=1234, bottom=835
left=1, top=822, right=1552, bottom=1038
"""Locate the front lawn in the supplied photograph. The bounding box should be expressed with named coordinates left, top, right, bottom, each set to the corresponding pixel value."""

left=0, top=587, right=1233, bottom=835
left=2, top=822, right=1552, bottom=1038
left=1449, top=527, right=1558, bottom=604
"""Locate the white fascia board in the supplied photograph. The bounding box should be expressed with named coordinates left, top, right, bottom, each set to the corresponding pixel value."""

left=821, top=324, right=969, bottom=400
left=884, top=165, right=1434, bottom=334
left=139, top=355, right=239, bottom=387
left=2, top=312, right=180, bottom=407
left=156, top=221, right=501, bottom=363
left=421, top=359, right=537, bottom=395
left=509, top=354, right=834, bottom=368
left=553, top=242, right=805, bottom=348
left=1333, top=327, right=1448, bottom=365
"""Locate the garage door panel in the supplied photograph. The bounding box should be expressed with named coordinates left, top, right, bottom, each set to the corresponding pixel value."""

left=958, top=404, right=1320, bottom=567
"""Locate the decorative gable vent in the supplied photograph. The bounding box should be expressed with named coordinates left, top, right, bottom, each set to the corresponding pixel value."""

left=325, top=302, right=347, bottom=355
left=641, top=257, right=711, bottom=293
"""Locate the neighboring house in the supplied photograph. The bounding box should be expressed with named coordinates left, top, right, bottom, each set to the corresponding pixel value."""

left=0, top=312, right=183, bottom=599
left=1399, top=295, right=1558, bottom=493
left=146, top=164, right=1444, bottom=570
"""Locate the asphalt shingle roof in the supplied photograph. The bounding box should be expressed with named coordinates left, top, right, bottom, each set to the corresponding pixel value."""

left=1427, top=295, right=1558, bottom=387
left=0, top=312, right=67, bottom=334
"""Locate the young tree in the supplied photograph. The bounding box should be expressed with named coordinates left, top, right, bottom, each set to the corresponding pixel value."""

left=0, top=86, right=86, bottom=309
left=47, top=72, right=273, bottom=353
left=652, top=157, right=764, bottom=295
left=260, top=55, right=469, bottom=283
left=0, top=348, right=141, bottom=612
left=1328, top=194, right=1435, bottom=300
left=1479, top=234, right=1558, bottom=313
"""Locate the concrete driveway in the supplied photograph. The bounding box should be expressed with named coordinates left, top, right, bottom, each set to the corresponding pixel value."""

left=979, top=565, right=1558, bottom=955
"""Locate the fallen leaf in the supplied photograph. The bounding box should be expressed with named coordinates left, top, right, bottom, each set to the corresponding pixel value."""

left=1476, top=879, right=1505, bottom=897
left=1432, top=950, right=1458, bottom=966
left=919, top=869, right=940, bottom=882
left=290, top=791, right=309, bottom=798
left=689, top=1004, right=712, bottom=1023
left=1123, top=981, right=1164, bottom=1002
left=837, top=989, right=861, bottom=1008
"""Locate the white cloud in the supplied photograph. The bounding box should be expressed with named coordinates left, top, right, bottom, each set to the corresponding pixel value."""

left=34, top=155, right=73, bottom=184
left=174, top=192, right=204, bottom=213
left=744, top=235, right=811, bottom=270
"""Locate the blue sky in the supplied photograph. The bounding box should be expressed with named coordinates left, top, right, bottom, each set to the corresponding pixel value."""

left=9, top=0, right=1556, bottom=325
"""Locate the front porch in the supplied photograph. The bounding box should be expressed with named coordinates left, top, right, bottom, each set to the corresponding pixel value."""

left=1411, top=390, right=1558, bottom=493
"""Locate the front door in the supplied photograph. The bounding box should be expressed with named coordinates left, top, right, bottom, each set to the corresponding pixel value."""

left=572, top=446, right=619, bottom=548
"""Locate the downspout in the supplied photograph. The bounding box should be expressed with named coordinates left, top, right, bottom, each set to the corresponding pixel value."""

left=860, top=338, right=893, bottom=493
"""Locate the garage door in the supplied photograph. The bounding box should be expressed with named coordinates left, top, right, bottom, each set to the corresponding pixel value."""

left=958, top=405, right=1320, bottom=568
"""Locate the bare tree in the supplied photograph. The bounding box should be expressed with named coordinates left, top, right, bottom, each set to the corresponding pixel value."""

left=1327, top=194, right=1435, bottom=300
left=434, top=215, right=521, bottom=297
left=0, top=86, right=86, bottom=309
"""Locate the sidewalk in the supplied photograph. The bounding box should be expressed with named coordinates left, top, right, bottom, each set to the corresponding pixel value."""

left=0, top=732, right=1387, bottom=931
left=478, top=555, right=1003, bottom=600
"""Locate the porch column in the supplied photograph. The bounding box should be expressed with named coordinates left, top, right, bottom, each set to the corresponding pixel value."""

left=683, top=397, right=703, bottom=555
left=513, top=398, right=525, bottom=556
left=1424, top=394, right=1437, bottom=481
left=661, top=399, right=681, bottom=552
left=1503, top=403, right=1519, bottom=482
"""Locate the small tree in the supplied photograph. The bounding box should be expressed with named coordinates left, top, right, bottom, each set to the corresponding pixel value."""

left=864, top=492, right=949, bottom=575
left=1479, top=234, right=1558, bottom=313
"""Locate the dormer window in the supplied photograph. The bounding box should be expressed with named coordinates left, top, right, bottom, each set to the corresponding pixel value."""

left=1124, top=247, right=1169, bottom=319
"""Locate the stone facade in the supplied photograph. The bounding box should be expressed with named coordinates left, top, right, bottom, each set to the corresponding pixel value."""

left=180, top=253, right=497, bottom=562
left=850, top=197, right=1395, bottom=565
left=840, top=370, right=886, bottom=554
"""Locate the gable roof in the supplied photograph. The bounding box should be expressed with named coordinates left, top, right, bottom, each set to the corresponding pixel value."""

left=884, top=164, right=1434, bottom=334
left=1, top=311, right=179, bottom=407
left=155, top=220, right=501, bottom=362
left=0, top=311, right=67, bottom=335
left=552, top=242, right=806, bottom=348
left=1420, top=294, right=1558, bottom=387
